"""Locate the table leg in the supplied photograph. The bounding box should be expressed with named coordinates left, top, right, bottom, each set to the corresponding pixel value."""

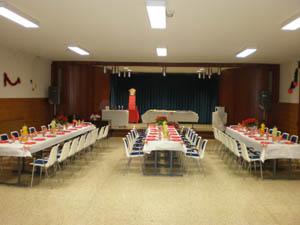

left=17, top=157, right=22, bottom=185
left=272, top=159, right=277, bottom=179
left=169, top=151, right=173, bottom=175
left=288, top=159, right=292, bottom=178
left=154, top=151, right=158, bottom=175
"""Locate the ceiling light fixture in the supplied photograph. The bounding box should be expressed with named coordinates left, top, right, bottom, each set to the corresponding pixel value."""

left=198, top=72, right=201, bottom=79
left=67, top=46, right=90, bottom=56
left=282, top=17, right=300, bottom=30
left=128, top=70, right=131, bottom=78
left=123, top=71, right=126, bottom=78
left=156, top=47, right=167, bottom=57
left=118, top=71, right=121, bottom=77
left=146, top=0, right=166, bottom=29
left=0, top=1, right=39, bottom=28
left=236, top=48, right=256, bottom=58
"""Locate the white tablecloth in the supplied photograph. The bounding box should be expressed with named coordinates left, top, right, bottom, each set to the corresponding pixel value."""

left=0, top=125, right=95, bottom=157
left=141, top=110, right=199, bottom=123
left=226, top=127, right=300, bottom=162
left=142, top=126, right=187, bottom=154
left=102, top=110, right=129, bottom=127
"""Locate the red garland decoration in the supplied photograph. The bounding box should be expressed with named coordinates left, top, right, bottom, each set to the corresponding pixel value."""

left=288, top=68, right=298, bottom=94
left=3, top=72, right=21, bottom=87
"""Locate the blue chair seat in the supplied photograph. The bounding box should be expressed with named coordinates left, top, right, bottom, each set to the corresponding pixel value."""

left=130, top=152, right=144, bottom=156
left=32, top=159, right=48, bottom=165
left=185, top=153, right=199, bottom=157
left=249, top=154, right=260, bottom=159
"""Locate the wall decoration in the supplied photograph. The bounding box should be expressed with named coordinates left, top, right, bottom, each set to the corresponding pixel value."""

left=288, top=68, right=298, bottom=94
left=30, top=79, right=37, bottom=91
left=3, top=72, right=21, bottom=86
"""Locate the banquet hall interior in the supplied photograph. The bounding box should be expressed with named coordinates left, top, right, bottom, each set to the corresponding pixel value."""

left=0, top=1, right=300, bottom=225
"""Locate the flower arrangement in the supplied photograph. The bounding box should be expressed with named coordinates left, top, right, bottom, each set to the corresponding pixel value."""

left=56, top=115, right=68, bottom=125
left=156, top=116, right=168, bottom=125
left=242, top=118, right=259, bottom=128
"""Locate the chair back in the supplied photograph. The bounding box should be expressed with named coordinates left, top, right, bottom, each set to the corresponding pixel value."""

left=269, top=129, right=273, bottom=135
left=123, top=138, right=130, bottom=158
left=264, top=127, right=268, bottom=133
left=0, top=134, right=9, bottom=141
left=290, top=135, right=298, bottom=143
left=58, top=140, right=71, bottom=162
left=97, top=126, right=105, bottom=140
left=69, top=137, right=79, bottom=157
left=192, top=133, right=198, bottom=145
left=195, top=136, right=202, bottom=150
left=199, top=139, right=208, bottom=159
left=29, top=127, right=36, bottom=134
left=10, top=131, right=19, bottom=138
left=282, top=132, right=289, bottom=140
left=77, top=134, right=87, bottom=152
left=91, top=128, right=98, bottom=145
left=41, top=125, right=47, bottom=131
left=46, top=144, right=59, bottom=168
left=103, top=125, right=110, bottom=138
left=180, top=126, right=184, bottom=135
left=277, top=131, right=281, bottom=137
left=240, top=142, right=250, bottom=162
left=231, top=139, right=240, bottom=157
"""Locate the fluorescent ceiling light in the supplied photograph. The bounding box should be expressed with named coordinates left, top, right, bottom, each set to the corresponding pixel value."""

left=146, top=0, right=166, bottom=29
left=0, top=1, right=39, bottom=28
left=68, top=46, right=90, bottom=56
left=282, top=17, right=300, bottom=30
left=236, top=48, right=256, bottom=58
left=156, top=47, right=167, bottom=56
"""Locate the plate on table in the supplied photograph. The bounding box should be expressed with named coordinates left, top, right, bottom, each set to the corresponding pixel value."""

left=25, top=141, right=36, bottom=145
left=255, top=138, right=265, bottom=141
left=34, top=138, right=46, bottom=141
left=261, top=141, right=273, bottom=145
left=0, top=140, right=9, bottom=144
left=47, top=135, right=56, bottom=138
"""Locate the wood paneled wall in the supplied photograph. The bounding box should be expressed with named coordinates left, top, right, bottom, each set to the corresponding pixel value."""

left=51, top=63, right=110, bottom=120
left=219, top=65, right=279, bottom=126
left=272, top=103, right=298, bottom=135
left=0, top=98, right=51, bottom=134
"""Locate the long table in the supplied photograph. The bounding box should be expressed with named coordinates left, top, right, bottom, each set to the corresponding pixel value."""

left=141, top=110, right=199, bottom=124
left=0, top=124, right=95, bottom=186
left=226, top=127, right=300, bottom=162
left=143, top=126, right=186, bottom=176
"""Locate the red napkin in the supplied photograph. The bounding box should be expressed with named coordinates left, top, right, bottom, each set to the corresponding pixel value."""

left=261, top=141, right=272, bottom=144
left=25, top=141, right=36, bottom=145
left=248, top=135, right=257, bottom=138
left=255, top=138, right=265, bottom=140
left=56, top=132, right=65, bottom=135
left=244, top=133, right=251, bottom=136
left=34, top=138, right=46, bottom=141
left=0, top=140, right=9, bottom=144
left=63, top=131, right=71, bottom=133
left=47, top=135, right=56, bottom=138
left=284, top=142, right=294, bottom=144
left=69, top=128, right=77, bottom=131
left=146, top=138, right=156, bottom=141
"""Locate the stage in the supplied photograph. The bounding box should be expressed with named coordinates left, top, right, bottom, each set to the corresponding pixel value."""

left=110, top=123, right=214, bottom=139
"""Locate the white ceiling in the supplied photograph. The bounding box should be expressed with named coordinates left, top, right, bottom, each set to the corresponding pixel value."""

left=1, top=0, right=300, bottom=64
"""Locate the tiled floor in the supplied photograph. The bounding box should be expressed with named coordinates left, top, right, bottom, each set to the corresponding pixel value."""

left=0, top=138, right=300, bottom=225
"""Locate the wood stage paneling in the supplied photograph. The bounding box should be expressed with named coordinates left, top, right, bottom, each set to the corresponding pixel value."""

left=0, top=98, right=51, bottom=135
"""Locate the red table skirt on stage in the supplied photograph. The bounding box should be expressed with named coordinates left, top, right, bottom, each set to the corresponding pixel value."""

left=129, top=109, right=139, bottom=123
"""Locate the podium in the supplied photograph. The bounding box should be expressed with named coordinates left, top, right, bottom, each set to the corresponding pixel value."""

left=128, top=89, right=139, bottom=123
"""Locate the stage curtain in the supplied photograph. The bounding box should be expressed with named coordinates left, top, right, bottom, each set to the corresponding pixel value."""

left=110, top=73, right=219, bottom=123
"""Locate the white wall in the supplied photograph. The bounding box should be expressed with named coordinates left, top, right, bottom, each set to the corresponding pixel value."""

left=279, top=60, right=299, bottom=103
left=0, top=45, right=51, bottom=98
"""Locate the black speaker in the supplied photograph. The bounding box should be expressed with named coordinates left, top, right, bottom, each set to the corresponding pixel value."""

left=48, top=86, right=60, bottom=104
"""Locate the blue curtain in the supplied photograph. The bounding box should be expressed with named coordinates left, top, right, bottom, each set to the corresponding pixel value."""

left=110, top=73, right=219, bottom=123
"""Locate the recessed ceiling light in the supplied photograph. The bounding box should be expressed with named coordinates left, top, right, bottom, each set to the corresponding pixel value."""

left=67, top=46, right=90, bottom=56
left=282, top=17, right=300, bottom=30
left=146, top=0, right=166, bottom=29
left=236, top=48, right=256, bottom=58
left=0, top=1, right=39, bottom=28
left=156, top=47, right=167, bottom=57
